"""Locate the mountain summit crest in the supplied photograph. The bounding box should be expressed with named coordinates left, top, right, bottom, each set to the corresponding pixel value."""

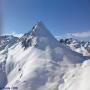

left=21, top=21, right=59, bottom=49
left=32, top=20, right=48, bottom=33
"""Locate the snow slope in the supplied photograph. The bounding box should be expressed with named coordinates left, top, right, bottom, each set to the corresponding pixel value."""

left=59, top=60, right=90, bottom=90
left=0, top=35, right=19, bottom=89
left=0, top=35, right=19, bottom=51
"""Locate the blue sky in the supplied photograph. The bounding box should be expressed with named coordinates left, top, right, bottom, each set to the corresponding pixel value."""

left=2, top=0, right=90, bottom=40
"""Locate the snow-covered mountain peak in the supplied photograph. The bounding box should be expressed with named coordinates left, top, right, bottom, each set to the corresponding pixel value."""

left=34, top=20, right=45, bottom=29
left=21, top=21, right=59, bottom=49
left=0, top=22, right=90, bottom=90
left=31, top=21, right=53, bottom=37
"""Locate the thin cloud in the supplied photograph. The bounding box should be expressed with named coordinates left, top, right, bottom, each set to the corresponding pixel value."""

left=11, top=32, right=23, bottom=37
left=69, top=31, right=90, bottom=38
left=3, top=32, right=23, bottom=38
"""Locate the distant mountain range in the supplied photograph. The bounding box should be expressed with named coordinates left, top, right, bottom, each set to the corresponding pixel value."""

left=60, top=38, right=90, bottom=56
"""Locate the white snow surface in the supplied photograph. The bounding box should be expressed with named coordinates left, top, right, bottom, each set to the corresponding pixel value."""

left=0, top=21, right=90, bottom=90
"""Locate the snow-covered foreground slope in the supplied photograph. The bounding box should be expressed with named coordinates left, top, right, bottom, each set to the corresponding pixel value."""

left=0, top=21, right=90, bottom=90
left=58, top=59, right=90, bottom=90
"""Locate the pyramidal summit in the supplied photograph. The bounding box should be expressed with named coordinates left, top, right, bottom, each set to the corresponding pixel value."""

left=0, top=21, right=90, bottom=90
left=21, top=21, right=59, bottom=49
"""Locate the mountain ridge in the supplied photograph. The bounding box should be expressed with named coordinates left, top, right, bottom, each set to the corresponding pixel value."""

left=60, top=38, right=90, bottom=56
